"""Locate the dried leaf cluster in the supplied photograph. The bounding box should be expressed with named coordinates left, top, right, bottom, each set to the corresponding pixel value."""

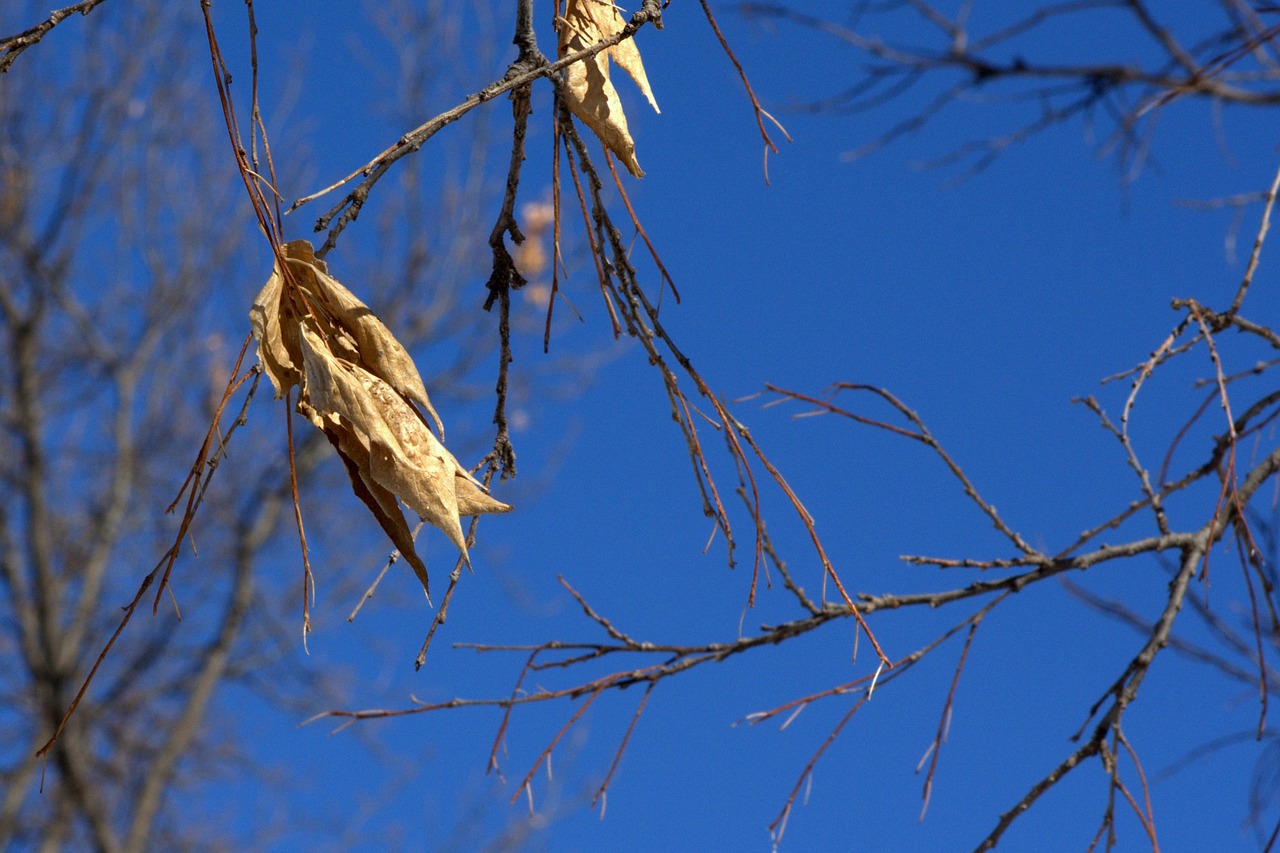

left=251, top=240, right=510, bottom=599
left=559, top=0, right=660, bottom=177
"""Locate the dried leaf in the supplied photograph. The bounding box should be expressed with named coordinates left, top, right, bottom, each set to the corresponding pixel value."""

left=559, top=0, right=660, bottom=178
left=256, top=244, right=510, bottom=599
left=609, top=26, right=658, bottom=114
left=310, top=407, right=432, bottom=599
left=249, top=261, right=301, bottom=398
left=249, top=241, right=445, bottom=435
left=299, top=270, right=442, bottom=435
left=280, top=240, right=446, bottom=438
left=298, top=326, right=511, bottom=574
left=455, top=474, right=513, bottom=516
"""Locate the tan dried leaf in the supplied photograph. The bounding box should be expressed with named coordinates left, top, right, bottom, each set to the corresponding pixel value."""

left=607, top=25, right=658, bottom=113
left=298, top=327, right=511, bottom=573
left=259, top=245, right=509, bottom=597
left=308, top=404, right=433, bottom=598
left=281, top=240, right=446, bottom=439
left=559, top=0, right=660, bottom=178
left=249, top=261, right=301, bottom=399
left=360, top=368, right=512, bottom=562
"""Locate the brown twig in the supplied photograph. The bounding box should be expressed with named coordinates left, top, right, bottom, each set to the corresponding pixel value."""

left=592, top=680, right=656, bottom=815
left=766, top=383, right=1046, bottom=561
left=603, top=151, right=679, bottom=304
left=768, top=695, right=867, bottom=846
left=697, top=0, right=790, bottom=182
left=1073, top=394, right=1172, bottom=536
left=480, top=69, right=534, bottom=481
left=918, top=619, right=980, bottom=822
left=285, top=390, right=313, bottom=645
left=1230, top=157, right=1280, bottom=314
left=511, top=685, right=609, bottom=804
left=1118, top=729, right=1162, bottom=851
left=414, top=524, right=478, bottom=671
left=0, top=0, right=109, bottom=73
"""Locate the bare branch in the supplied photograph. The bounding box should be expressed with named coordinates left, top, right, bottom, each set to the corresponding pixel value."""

left=0, top=0, right=109, bottom=73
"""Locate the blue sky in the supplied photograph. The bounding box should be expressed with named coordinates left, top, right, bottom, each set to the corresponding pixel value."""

left=46, top=1, right=1280, bottom=850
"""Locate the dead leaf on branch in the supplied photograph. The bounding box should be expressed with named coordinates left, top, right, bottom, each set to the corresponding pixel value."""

left=252, top=241, right=445, bottom=436
left=559, top=0, right=660, bottom=178
left=251, top=240, right=511, bottom=599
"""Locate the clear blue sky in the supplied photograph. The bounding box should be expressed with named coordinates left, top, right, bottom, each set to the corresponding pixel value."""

left=153, top=2, right=1280, bottom=850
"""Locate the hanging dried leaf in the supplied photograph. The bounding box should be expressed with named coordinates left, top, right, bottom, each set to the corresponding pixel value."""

left=251, top=242, right=445, bottom=434
left=309, top=406, right=433, bottom=598
left=286, top=247, right=445, bottom=439
left=299, top=327, right=511, bottom=575
left=249, top=260, right=301, bottom=399
left=608, top=25, right=659, bottom=114
left=559, top=0, right=660, bottom=178
left=252, top=241, right=510, bottom=599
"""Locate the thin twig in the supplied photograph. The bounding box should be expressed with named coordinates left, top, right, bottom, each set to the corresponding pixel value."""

left=697, top=0, right=790, bottom=182
left=0, top=0, right=109, bottom=73
left=1229, top=157, right=1280, bottom=314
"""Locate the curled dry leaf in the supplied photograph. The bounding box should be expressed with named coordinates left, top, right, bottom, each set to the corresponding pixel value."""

left=248, top=257, right=300, bottom=399
left=253, top=241, right=445, bottom=437
left=559, top=0, right=660, bottom=178
left=250, top=240, right=511, bottom=599
left=288, top=244, right=445, bottom=438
